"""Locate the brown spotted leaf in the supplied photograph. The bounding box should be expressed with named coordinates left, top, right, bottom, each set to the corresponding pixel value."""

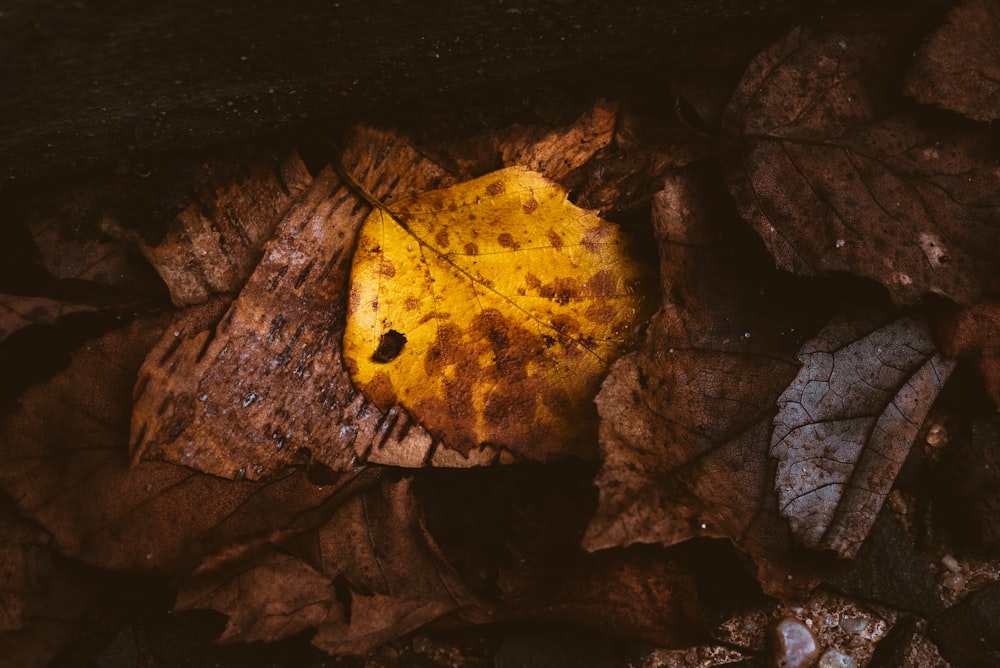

left=342, top=166, right=647, bottom=464
left=724, top=27, right=1000, bottom=306
left=772, top=314, right=956, bottom=557
left=138, top=151, right=313, bottom=306
left=0, top=314, right=347, bottom=575
left=176, top=476, right=485, bottom=656
left=584, top=174, right=837, bottom=596
left=906, top=0, right=1000, bottom=122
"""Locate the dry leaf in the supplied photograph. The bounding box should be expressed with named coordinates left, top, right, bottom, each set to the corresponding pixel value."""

left=772, top=314, right=956, bottom=557
left=724, top=27, right=1000, bottom=306
left=584, top=174, right=836, bottom=596
left=176, top=477, right=485, bottom=656
left=939, top=299, right=1000, bottom=409
left=0, top=294, right=95, bottom=343
left=343, top=166, right=647, bottom=462
left=0, top=314, right=346, bottom=575
left=906, top=0, right=1000, bottom=122
left=130, top=128, right=450, bottom=479
left=0, top=503, right=106, bottom=668
left=139, top=151, right=313, bottom=306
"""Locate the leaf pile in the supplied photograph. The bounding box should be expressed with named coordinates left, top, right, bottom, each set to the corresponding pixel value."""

left=3, top=4, right=1000, bottom=664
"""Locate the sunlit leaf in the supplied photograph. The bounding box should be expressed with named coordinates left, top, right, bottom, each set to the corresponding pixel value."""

left=343, top=166, right=648, bottom=463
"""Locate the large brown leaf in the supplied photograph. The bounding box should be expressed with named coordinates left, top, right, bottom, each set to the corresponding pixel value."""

left=176, top=476, right=486, bottom=656
left=906, top=0, right=1000, bottom=122
left=130, top=128, right=452, bottom=480
left=584, top=174, right=837, bottom=596
left=0, top=294, right=94, bottom=343
left=0, top=504, right=105, bottom=668
left=0, top=314, right=348, bottom=575
left=772, top=314, right=956, bottom=558
left=725, top=27, right=1000, bottom=306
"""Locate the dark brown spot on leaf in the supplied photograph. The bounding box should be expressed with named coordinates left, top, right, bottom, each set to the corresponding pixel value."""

left=523, top=197, right=539, bottom=214
left=586, top=269, right=617, bottom=297
left=363, top=370, right=397, bottom=411
left=378, top=259, right=396, bottom=278
left=435, top=229, right=450, bottom=248
left=497, top=233, right=519, bottom=249
left=486, top=181, right=505, bottom=196
left=547, top=229, right=564, bottom=249
left=464, top=242, right=479, bottom=255
left=371, top=329, right=407, bottom=363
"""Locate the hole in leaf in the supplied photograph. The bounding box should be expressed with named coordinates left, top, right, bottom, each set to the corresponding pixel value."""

left=371, top=329, right=407, bottom=363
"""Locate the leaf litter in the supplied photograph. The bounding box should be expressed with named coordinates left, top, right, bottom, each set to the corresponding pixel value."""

left=3, top=14, right=1000, bottom=664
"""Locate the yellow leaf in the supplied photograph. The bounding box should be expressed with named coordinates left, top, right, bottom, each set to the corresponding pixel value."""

left=343, top=166, right=647, bottom=462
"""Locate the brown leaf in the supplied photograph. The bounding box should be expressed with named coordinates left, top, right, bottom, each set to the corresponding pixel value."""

left=939, top=299, right=1000, bottom=409
left=130, top=127, right=453, bottom=479
left=725, top=27, right=1000, bottom=305
left=0, top=294, right=95, bottom=343
left=27, top=216, right=162, bottom=295
left=584, top=174, right=835, bottom=596
left=0, top=315, right=345, bottom=575
left=0, top=504, right=105, bottom=667
left=772, top=314, right=956, bottom=557
left=176, top=476, right=485, bottom=656
left=139, top=151, right=313, bottom=306
left=906, top=0, right=1000, bottom=122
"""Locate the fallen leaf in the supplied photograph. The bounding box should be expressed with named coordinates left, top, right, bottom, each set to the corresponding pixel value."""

left=494, top=98, right=619, bottom=181
left=906, top=0, right=1000, bottom=122
left=138, top=151, right=313, bottom=306
left=724, top=27, right=1000, bottom=305
left=342, top=166, right=647, bottom=461
left=0, top=503, right=106, bottom=668
left=771, top=314, right=956, bottom=557
left=130, top=127, right=452, bottom=479
left=0, top=294, right=95, bottom=343
left=27, top=216, right=163, bottom=296
left=0, top=314, right=349, bottom=575
left=939, top=299, right=1000, bottom=409
left=584, top=173, right=838, bottom=596
left=176, top=476, right=485, bottom=656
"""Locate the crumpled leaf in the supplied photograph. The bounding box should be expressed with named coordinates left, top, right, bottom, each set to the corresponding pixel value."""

left=138, top=151, right=313, bottom=306
left=0, top=314, right=346, bottom=575
left=939, top=299, right=1000, bottom=409
left=176, top=477, right=485, bottom=656
left=584, top=174, right=838, bottom=596
left=342, top=166, right=647, bottom=462
left=724, top=27, right=1000, bottom=305
left=772, top=314, right=956, bottom=557
left=906, top=0, right=1000, bottom=122
left=130, top=128, right=452, bottom=479
left=0, top=505, right=105, bottom=668
left=0, top=294, right=95, bottom=343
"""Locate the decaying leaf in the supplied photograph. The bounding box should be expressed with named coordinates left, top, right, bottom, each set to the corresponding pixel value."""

left=130, top=128, right=452, bottom=479
left=0, top=294, right=95, bottom=343
left=343, top=166, right=647, bottom=461
left=177, top=477, right=485, bottom=656
left=138, top=151, right=313, bottom=306
left=724, top=27, right=1000, bottom=306
left=906, top=0, right=1000, bottom=122
left=772, top=314, right=956, bottom=557
left=584, top=174, right=837, bottom=596
left=0, top=314, right=346, bottom=575
left=0, top=505, right=105, bottom=668
left=939, top=299, right=1000, bottom=409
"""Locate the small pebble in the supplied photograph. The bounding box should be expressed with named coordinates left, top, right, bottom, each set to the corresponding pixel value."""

left=839, top=615, right=869, bottom=635
left=772, top=616, right=819, bottom=668
left=818, top=648, right=856, bottom=668
left=941, top=554, right=962, bottom=573
left=943, top=572, right=966, bottom=590
left=926, top=423, right=948, bottom=447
